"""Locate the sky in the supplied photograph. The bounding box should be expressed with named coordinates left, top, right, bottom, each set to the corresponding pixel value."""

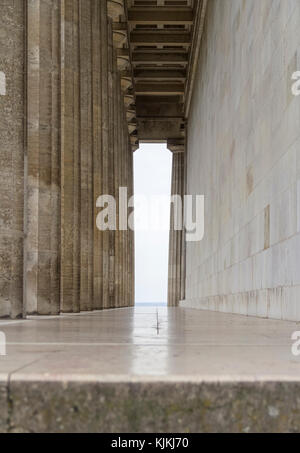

left=134, top=143, right=172, bottom=305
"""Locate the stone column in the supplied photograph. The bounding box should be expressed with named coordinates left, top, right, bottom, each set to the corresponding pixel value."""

left=108, top=0, right=136, bottom=309
left=167, top=142, right=186, bottom=307
left=0, top=0, right=25, bottom=319
left=100, top=0, right=109, bottom=310
left=60, top=0, right=81, bottom=313
left=129, top=146, right=135, bottom=307
left=109, top=0, right=124, bottom=308
left=123, top=123, right=129, bottom=307
left=79, top=0, right=93, bottom=311
left=122, top=116, right=128, bottom=308
left=127, top=139, right=135, bottom=307
left=119, top=101, right=125, bottom=307
left=176, top=153, right=184, bottom=302
left=168, top=155, right=176, bottom=307
left=25, top=0, right=61, bottom=316
left=92, top=0, right=103, bottom=310
left=180, top=145, right=187, bottom=302
left=108, top=20, right=116, bottom=309
left=113, top=66, right=121, bottom=308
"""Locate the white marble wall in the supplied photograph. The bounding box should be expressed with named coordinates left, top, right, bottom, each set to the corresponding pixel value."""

left=182, top=0, right=300, bottom=321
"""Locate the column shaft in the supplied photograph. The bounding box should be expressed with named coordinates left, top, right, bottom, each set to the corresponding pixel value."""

left=100, top=0, right=109, bottom=310
left=129, top=142, right=135, bottom=307
left=120, top=110, right=126, bottom=307
left=118, top=82, right=125, bottom=307
left=114, top=71, right=121, bottom=308
left=180, top=150, right=187, bottom=300
left=108, top=0, right=136, bottom=309
left=168, top=157, right=176, bottom=306
left=108, top=20, right=116, bottom=308
left=127, top=140, right=134, bottom=306
left=79, top=0, right=93, bottom=311
left=168, top=152, right=185, bottom=307
left=25, top=0, right=61, bottom=316
left=60, top=0, right=81, bottom=313
left=92, top=0, right=103, bottom=310
left=176, top=154, right=184, bottom=302
left=0, top=0, right=25, bottom=318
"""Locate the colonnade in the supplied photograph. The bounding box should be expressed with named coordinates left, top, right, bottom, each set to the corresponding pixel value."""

left=0, top=0, right=134, bottom=318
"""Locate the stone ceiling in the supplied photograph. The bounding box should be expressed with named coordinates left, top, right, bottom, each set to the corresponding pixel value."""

left=108, top=0, right=207, bottom=151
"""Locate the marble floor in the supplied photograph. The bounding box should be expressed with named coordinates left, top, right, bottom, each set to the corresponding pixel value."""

left=0, top=306, right=300, bottom=382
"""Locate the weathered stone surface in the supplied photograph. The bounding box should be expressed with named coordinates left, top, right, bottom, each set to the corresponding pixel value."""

left=92, top=0, right=103, bottom=310
left=0, top=381, right=8, bottom=433
left=183, top=0, right=300, bottom=321
left=0, top=0, right=25, bottom=319
left=60, top=0, right=81, bottom=314
left=128, top=141, right=135, bottom=307
left=25, top=0, right=61, bottom=316
left=6, top=380, right=300, bottom=433
left=108, top=20, right=116, bottom=309
left=168, top=152, right=185, bottom=307
left=101, top=0, right=110, bottom=310
left=79, top=0, right=93, bottom=312
left=0, top=0, right=135, bottom=318
left=113, top=69, right=121, bottom=308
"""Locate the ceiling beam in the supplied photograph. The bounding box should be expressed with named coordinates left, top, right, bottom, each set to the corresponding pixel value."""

left=132, top=52, right=188, bottom=65
left=128, top=8, right=193, bottom=25
left=130, top=32, right=191, bottom=46
left=134, top=69, right=186, bottom=81
left=135, top=82, right=185, bottom=95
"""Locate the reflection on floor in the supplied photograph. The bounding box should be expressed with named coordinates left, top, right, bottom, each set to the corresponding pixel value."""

left=0, top=307, right=300, bottom=432
left=0, top=306, right=299, bottom=379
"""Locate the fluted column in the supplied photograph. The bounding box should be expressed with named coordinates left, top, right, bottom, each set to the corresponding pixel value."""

left=180, top=148, right=187, bottom=302
left=100, top=0, right=109, bottom=310
left=127, top=139, right=135, bottom=307
left=1, top=0, right=136, bottom=319
left=131, top=142, right=135, bottom=307
left=108, top=0, right=136, bottom=309
left=108, top=21, right=116, bottom=308
left=92, top=0, right=103, bottom=310
left=79, top=0, right=93, bottom=311
left=25, top=0, right=60, bottom=316
left=119, top=94, right=125, bottom=307
left=167, top=144, right=186, bottom=307
left=113, top=64, right=121, bottom=308
left=60, top=0, right=81, bottom=313
left=168, top=155, right=176, bottom=306
left=123, top=121, right=129, bottom=307
left=0, top=0, right=25, bottom=318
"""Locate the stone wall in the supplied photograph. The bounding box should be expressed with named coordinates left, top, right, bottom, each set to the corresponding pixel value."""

left=182, top=0, right=300, bottom=321
left=0, top=0, right=134, bottom=318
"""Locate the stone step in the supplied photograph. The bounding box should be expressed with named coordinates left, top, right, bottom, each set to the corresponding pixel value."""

left=1, top=378, right=300, bottom=433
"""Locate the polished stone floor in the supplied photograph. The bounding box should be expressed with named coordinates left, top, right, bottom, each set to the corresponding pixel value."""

left=0, top=306, right=300, bottom=382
